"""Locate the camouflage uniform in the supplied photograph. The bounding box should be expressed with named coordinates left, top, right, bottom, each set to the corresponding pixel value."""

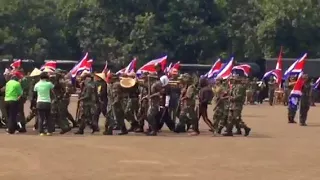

left=75, top=79, right=99, bottom=134
left=268, top=79, right=276, bottom=106
left=61, top=79, right=77, bottom=127
left=51, top=75, right=71, bottom=134
left=124, top=84, right=140, bottom=132
left=103, top=82, right=116, bottom=135
left=112, top=82, right=127, bottom=135
left=299, top=79, right=311, bottom=125
left=212, top=82, right=228, bottom=134
left=136, top=83, right=149, bottom=132
left=95, top=79, right=107, bottom=127
left=234, top=80, right=250, bottom=135
left=177, top=75, right=198, bottom=134
left=224, top=78, right=251, bottom=136
left=146, top=81, right=162, bottom=136
left=26, top=78, right=38, bottom=129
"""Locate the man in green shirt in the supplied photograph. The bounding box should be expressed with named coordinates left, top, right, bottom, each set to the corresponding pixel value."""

left=34, top=72, right=55, bottom=136
left=4, top=73, right=23, bottom=134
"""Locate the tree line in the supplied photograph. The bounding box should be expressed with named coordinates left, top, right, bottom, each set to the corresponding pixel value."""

left=1, top=0, right=320, bottom=67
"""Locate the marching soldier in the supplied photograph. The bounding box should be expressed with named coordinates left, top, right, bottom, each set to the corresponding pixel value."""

left=94, top=72, right=107, bottom=128
left=75, top=71, right=99, bottom=134
left=135, top=73, right=149, bottom=133
left=212, top=78, right=228, bottom=134
left=112, top=77, right=128, bottom=135
left=143, top=76, right=163, bottom=136
left=224, top=76, right=251, bottom=136
left=103, top=73, right=118, bottom=135
left=299, top=74, right=311, bottom=126
left=122, top=73, right=140, bottom=132
left=176, top=74, right=198, bottom=135
left=50, top=71, right=72, bottom=134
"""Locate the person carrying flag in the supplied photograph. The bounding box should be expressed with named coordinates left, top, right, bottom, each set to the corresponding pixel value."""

left=299, top=74, right=311, bottom=126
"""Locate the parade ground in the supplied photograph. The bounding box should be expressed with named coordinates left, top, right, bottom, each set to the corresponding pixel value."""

left=0, top=99, right=319, bottom=180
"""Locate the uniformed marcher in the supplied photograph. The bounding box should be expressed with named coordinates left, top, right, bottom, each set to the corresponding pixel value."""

left=224, top=76, right=251, bottom=136
left=299, top=74, right=311, bottom=126
left=212, top=78, right=228, bottom=134
left=94, top=72, right=107, bottom=128
left=176, top=74, right=198, bottom=135
left=75, top=71, right=99, bottom=134
left=121, top=73, right=140, bottom=132
left=103, top=73, right=118, bottom=135
left=143, top=77, right=162, bottom=136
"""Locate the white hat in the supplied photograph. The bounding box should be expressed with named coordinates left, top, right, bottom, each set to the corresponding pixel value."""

left=42, top=68, right=54, bottom=73
left=160, top=75, right=169, bottom=87
left=29, top=68, right=42, bottom=77
left=80, top=70, right=90, bottom=77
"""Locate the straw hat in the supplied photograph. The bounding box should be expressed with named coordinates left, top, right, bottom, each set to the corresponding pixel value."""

left=80, top=70, right=91, bottom=77
left=29, top=68, right=42, bottom=77
left=42, top=67, right=54, bottom=73
left=94, top=73, right=106, bottom=81
left=120, top=77, right=137, bottom=88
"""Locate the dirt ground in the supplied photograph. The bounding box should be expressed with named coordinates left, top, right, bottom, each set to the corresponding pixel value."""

left=0, top=99, right=319, bottom=180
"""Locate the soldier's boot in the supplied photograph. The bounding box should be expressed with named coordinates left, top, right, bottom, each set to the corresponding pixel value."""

left=288, top=116, right=296, bottom=123
left=135, top=123, right=144, bottom=133
left=74, top=123, right=85, bottom=135
left=186, top=123, right=191, bottom=131
left=103, top=126, right=113, bottom=135
left=60, top=127, right=72, bottom=134
left=235, top=124, right=242, bottom=135
left=174, top=122, right=186, bottom=133
left=117, top=126, right=128, bottom=135
left=128, top=121, right=139, bottom=132
left=222, top=124, right=233, bottom=136
left=243, top=126, right=251, bottom=136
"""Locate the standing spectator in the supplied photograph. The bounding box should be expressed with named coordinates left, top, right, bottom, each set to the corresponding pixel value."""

left=5, top=72, right=23, bottom=134
left=34, top=72, right=54, bottom=136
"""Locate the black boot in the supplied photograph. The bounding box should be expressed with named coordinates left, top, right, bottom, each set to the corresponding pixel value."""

left=74, top=130, right=84, bottom=135
left=103, top=127, right=113, bottom=135
left=117, top=126, right=128, bottom=135
left=244, top=127, right=251, bottom=136
left=60, top=127, right=72, bottom=134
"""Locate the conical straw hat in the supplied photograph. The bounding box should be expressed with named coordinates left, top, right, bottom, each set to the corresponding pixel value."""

left=120, top=77, right=137, bottom=88
left=29, top=68, right=42, bottom=77
left=94, top=73, right=106, bottom=81
left=80, top=70, right=90, bottom=77
left=42, top=67, right=54, bottom=73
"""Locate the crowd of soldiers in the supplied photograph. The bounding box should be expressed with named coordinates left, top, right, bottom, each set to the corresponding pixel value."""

left=0, top=63, right=316, bottom=136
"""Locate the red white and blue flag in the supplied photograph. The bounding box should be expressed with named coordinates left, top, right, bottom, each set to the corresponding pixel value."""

left=284, top=53, right=307, bottom=79
left=40, top=61, right=57, bottom=71
left=116, top=58, right=137, bottom=75
left=215, top=57, right=234, bottom=79
left=10, top=59, right=21, bottom=70
left=137, top=55, right=167, bottom=74
left=168, top=61, right=180, bottom=74
left=70, top=52, right=91, bottom=77
left=288, top=72, right=304, bottom=110
left=232, top=64, right=251, bottom=77
left=205, top=58, right=222, bottom=78
left=313, top=77, right=320, bottom=89
left=262, top=47, right=283, bottom=85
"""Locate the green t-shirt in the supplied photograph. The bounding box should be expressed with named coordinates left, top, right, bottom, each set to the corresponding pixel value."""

left=34, top=80, right=54, bottom=103
left=5, top=79, right=23, bottom=101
